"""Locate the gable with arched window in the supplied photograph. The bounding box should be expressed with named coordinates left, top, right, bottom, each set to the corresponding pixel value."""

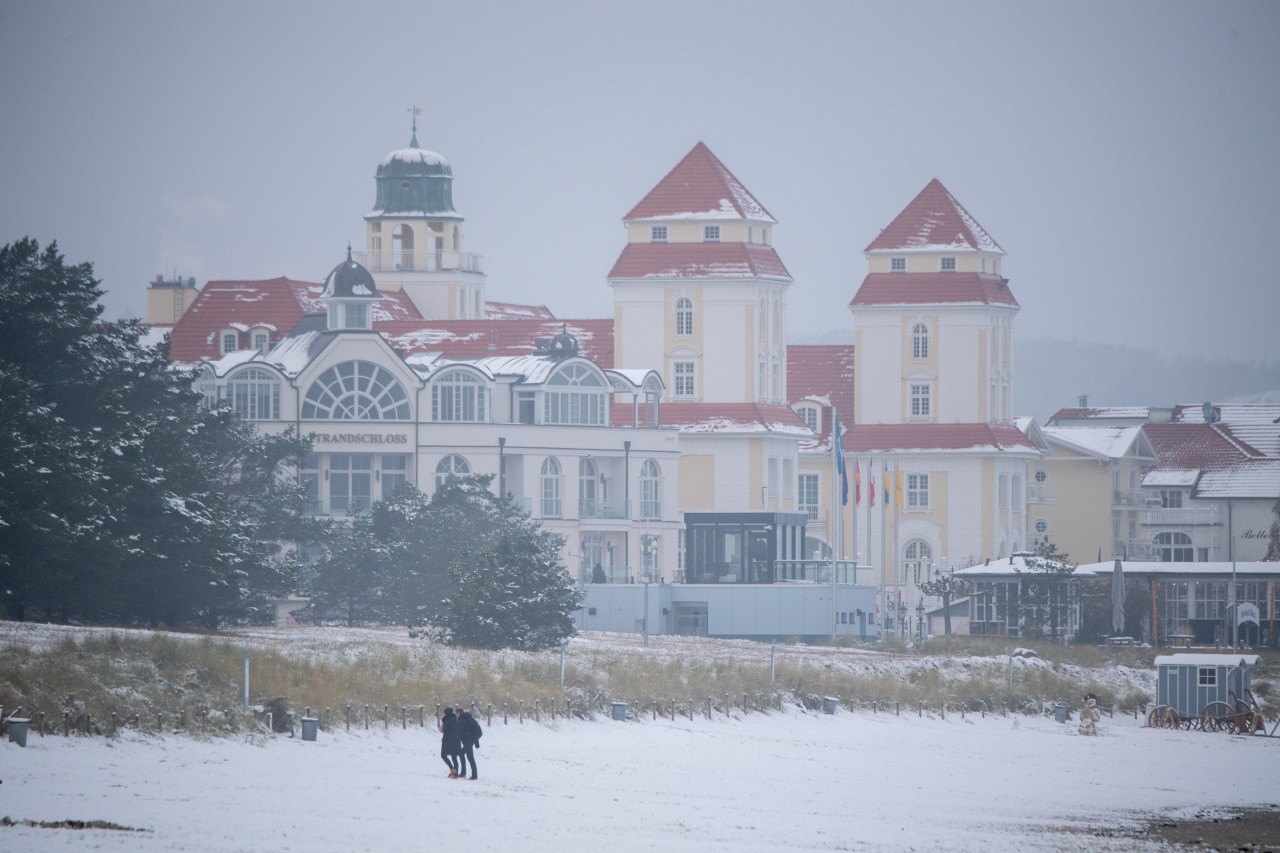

left=544, top=362, right=607, bottom=425
left=302, top=360, right=411, bottom=420
left=227, top=367, right=280, bottom=420
left=431, top=368, right=488, bottom=422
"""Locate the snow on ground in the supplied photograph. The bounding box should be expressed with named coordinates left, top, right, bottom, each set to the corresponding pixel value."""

left=3, top=704, right=1278, bottom=851
left=4, top=622, right=1273, bottom=850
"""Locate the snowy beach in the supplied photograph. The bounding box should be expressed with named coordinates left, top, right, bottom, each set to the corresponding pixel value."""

left=4, top=698, right=1278, bottom=851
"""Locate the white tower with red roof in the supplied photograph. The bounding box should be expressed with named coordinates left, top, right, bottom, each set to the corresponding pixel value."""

left=846, top=180, right=1044, bottom=612
left=609, top=143, right=791, bottom=405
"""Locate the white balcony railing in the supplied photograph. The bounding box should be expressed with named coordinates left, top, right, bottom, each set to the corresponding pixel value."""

left=353, top=249, right=483, bottom=274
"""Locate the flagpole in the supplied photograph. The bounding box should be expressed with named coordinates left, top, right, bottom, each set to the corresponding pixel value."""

left=830, top=414, right=839, bottom=638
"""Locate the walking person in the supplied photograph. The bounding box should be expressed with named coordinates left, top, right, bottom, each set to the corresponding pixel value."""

left=439, top=707, right=461, bottom=778
left=458, top=709, right=482, bottom=780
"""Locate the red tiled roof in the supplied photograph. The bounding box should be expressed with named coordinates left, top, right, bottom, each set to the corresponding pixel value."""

left=865, top=178, right=1003, bottom=254
left=614, top=402, right=808, bottom=434
left=1141, top=423, right=1258, bottom=469
left=608, top=242, right=791, bottom=280
left=168, top=277, right=421, bottom=363
left=786, top=344, right=856, bottom=448
left=849, top=272, right=1019, bottom=308
left=841, top=423, right=1039, bottom=454
left=380, top=319, right=615, bottom=366
left=624, top=142, right=775, bottom=223
left=485, top=301, right=557, bottom=320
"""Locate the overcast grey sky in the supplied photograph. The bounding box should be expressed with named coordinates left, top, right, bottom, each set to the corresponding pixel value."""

left=3, top=1, right=1277, bottom=363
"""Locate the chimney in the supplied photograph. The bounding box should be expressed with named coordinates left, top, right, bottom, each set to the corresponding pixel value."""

left=1078, top=394, right=1089, bottom=408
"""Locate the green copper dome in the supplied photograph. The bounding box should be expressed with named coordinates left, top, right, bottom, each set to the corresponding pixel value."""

left=369, top=136, right=458, bottom=218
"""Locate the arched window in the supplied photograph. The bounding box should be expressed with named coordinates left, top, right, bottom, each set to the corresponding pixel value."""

left=795, top=404, right=819, bottom=432
left=1155, top=532, right=1194, bottom=562
left=302, top=361, right=410, bottom=420
left=227, top=367, right=280, bottom=420
left=912, top=323, right=929, bottom=360
left=435, top=454, right=471, bottom=486
left=579, top=457, right=598, bottom=517
left=541, top=457, right=562, bottom=517
left=904, top=539, right=932, bottom=584
left=432, top=369, right=487, bottom=422
left=545, top=363, right=606, bottom=425
left=393, top=224, right=415, bottom=270
left=675, top=297, right=693, bottom=336
left=640, top=459, right=661, bottom=519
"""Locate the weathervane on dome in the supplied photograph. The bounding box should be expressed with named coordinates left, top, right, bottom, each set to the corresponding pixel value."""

left=407, top=105, right=423, bottom=148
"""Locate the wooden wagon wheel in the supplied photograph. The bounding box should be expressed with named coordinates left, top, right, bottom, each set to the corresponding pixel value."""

left=1146, top=704, right=1181, bottom=729
left=1198, top=701, right=1235, bottom=732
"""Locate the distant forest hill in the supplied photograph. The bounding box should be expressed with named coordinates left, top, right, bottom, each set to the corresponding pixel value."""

left=1014, top=337, right=1280, bottom=423
left=790, top=330, right=1280, bottom=425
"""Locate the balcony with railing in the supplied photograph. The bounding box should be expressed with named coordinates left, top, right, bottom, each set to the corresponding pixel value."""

left=353, top=249, right=483, bottom=274
left=1026, top=483, right=1056, bottom=504
left=578, top=499, right=631, bottom=520
left=1139, top=505, right=1222, bottom=528
left=1112, top=489, right=1156, bottom=508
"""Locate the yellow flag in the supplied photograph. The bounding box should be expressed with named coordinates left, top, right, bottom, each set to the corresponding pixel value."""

left=895, top=462, right=905, bottom=509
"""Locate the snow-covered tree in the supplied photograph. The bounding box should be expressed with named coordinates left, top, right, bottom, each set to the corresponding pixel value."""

left=0, top=238, right=309, bottom=626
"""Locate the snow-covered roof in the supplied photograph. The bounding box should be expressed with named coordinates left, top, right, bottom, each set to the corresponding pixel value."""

left=380, top=146, right=448, bottom=168
left=842, top=423, right=1041, bottom=456
left=624, top=142, right=776, bottom=224
left=849, top=272, right=1018, bottom=309
left=1141, top=469, right=1199, bottom=487
left=609, top=243, right=791, bottom=281
left=953, top=554, right=1094, bottom=578
left=1154, top=654, right=1261, bottom=668
left=1075, top=561, right=1280, bottom=578
left=864, top=178, right=1003, bottom=254
left=631, top=403, right=810, bottom=436
left=1042, top=425, right=1151, bottom=461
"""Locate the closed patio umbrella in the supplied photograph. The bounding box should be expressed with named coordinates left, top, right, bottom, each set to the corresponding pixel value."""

left=1111, top=558, right=1126, bottom=635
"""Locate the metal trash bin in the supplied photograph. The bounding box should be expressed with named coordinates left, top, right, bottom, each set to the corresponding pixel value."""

left=822, top=696, right=839, bottom=715
left=1053, top=703, right=1068, bottom=724
left=7, top=717, right=30, bottom=747
left=300, top=717, right=319, bottom=741
left=611, top=702, right=627, bottom=721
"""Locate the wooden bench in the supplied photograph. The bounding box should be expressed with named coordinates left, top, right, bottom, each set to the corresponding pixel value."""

left=1168, top=634, right=1193, bottom=648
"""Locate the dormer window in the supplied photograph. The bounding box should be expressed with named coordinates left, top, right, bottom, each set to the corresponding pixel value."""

left=651, top=225, right=667, bottom=243
left=221, top=331, right=238, bottom=355
left=747, top=226, right=754, bottom=244
left=252, top=330, right=270, bottom=353
left=703, top=225, right=720, bottom=242
left=891, top=257, right=906, bottom=272
left=940, top=257, right=956, bottom=272
left=762, top=227, right=769, bottom=245
left=795, top=405, right=820, bottom=432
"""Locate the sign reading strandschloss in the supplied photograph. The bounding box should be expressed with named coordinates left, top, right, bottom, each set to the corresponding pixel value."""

left=307, top=432, right=410, bottom=445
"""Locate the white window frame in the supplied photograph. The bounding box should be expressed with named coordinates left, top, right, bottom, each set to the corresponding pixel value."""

left=221, top=330, right=238, bottom=355
left=541, top=457, right=562, bottom=517
left=302, top=360, right=411, bottom=421
left=906, top=473, right=929, bottom=508
left=639, top=459, right=661, bottom=519
left=675, top=297, right=694, bottom=337
left=798, top=473, right=820, bottom=521
left=795, top=405, right=819, bottom=432
left=544, top=362, right=607, bottom=426
left=890, top=256, right=906, bottom=273
left=940, top=257, right=956, bottom=272
left=673, top=361, right=696, bottom=398
left=381, top=454, right=409, bottom=498
left=703, top=225, right=720, bottom=242
left=910, top=383, right=932, bottom=418
left=435, top=454, right=471, bottom=487
left=911, top=323, right=929, bottom=360
left=651, top=225, right=667, bottom=243
left=432, top=369, right=488, bottom=422
left=227, top=367, right=281, bottom=421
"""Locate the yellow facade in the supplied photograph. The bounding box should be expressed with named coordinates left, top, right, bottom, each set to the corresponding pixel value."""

left=678, top=455, right=716, bottom=511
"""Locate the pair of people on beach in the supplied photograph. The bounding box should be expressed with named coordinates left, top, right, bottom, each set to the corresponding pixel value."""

left=439, top=706, right=481, bottom=779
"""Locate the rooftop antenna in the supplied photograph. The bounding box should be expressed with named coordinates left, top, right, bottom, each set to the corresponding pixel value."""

left=407, top=105, right=422, bottom=148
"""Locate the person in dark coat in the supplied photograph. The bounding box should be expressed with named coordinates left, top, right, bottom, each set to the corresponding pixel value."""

left=457, top=709, right=482, bottom=780
left=439, top=707, right=461, bottom=778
